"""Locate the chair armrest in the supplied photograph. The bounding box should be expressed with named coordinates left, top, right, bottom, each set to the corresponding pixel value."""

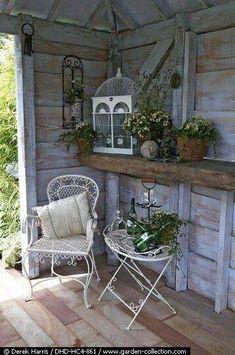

left=86, top=211, right=98, bottom=246
left=22, top=214, right=40, bottom=248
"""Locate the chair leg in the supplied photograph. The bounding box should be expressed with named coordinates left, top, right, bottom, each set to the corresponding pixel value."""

left=22, top=251, right=34, bottom=302
left=91, top=249, right=101, bottom=281
left=83, top=255, right=93, bottom=309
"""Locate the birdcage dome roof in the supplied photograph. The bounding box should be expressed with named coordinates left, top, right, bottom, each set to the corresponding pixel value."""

left=95, top=68, right=137, bottom=97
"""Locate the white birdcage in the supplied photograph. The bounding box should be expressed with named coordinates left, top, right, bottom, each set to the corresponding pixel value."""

left=92, top=68, right=138, bottom=155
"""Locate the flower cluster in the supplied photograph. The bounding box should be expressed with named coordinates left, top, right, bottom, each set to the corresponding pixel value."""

left=64, top=77, right=88, bottom=104
left=57, top=122, right=97, bottom=154
left=176, top=116, right=218, bottom=149
left=123, top=111, right=170, bottom=139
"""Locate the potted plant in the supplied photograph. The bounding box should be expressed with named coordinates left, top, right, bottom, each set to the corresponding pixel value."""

left=175, top=116, right=218, bottom=161
left=64, top=77, right=87, bottom=120
left=57, top=122, right=97, bottom=158
left=130, top=209, right=187, bottom=257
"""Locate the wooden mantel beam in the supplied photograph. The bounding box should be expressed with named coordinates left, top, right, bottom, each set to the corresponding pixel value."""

left=81, top=154, right=235, bottom=192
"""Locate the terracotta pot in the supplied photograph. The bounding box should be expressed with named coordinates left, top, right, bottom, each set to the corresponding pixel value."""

left=77, top=138, right=93, bottom=157
left=177, top=137, right=208, bottom=161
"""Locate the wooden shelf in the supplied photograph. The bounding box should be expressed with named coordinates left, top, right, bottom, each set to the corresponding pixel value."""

left=81, top=154, right=235, bottom=191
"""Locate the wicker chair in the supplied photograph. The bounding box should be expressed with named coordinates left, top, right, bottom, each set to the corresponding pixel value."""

left=22, top=175, right=100, bottom=308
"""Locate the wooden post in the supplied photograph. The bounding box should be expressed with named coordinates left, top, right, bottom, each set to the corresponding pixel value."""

left=182, top=31, right=197, bottom=122
left=105, top=172, right=120, bottom=265
left=14, top=15, right=38, bottom=278
left=166, top=184, right=179, bottom=289
left=175, top=183, right=191, bottom=292
left=172, top=14, right=189, bottom=127
left=215, top=191, right=234, bottom=313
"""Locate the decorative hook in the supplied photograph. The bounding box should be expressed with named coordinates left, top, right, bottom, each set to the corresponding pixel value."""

left=21, top=23, right=34, bottom=56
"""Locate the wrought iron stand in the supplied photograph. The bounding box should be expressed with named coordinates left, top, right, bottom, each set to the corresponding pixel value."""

left=99, top=227, right=176, bottom=330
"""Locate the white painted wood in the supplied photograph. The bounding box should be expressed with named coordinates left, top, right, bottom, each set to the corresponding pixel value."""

left=14, top=15, right=38, bottom=278
left=191, top=192, right=220, bottom=232
left=215, top=191, right=234, bottom=313
left=188, top=252, right=216, bottom=300
left=0, top=13, right=17, bottom=34
left=151, top=0, right=174, bottom=19
left=1, top=0, right=15, bottom=14
left=202, top=0, right=217, bottom=7
left=105, top=0, right=116, bottom=32
left=85, top=0, right=106, bottom=29
left=138, top=38, right=173, bottom=78
left=182, top=31, right=197, bottom=122
left=105, top=172, right=120, bottom=265
left=47, top=0, right=62, bottom=21
left=230, top=237, right=235, bottom=269
left=119, top=18, right=176, bottom=50
left=32, top=17, right=109, bottom=49
left=112, top=0, right=139, bottom=29
left=33, top=39, right=107, bottom=61
left=175, top=183, right=191, bottom=292
left=190, top=224, right=218, bottom=261
left=172, top=14, right=189, bottom=127
left=228, top=267, right=235, bottom=311
left=166, top=184, right=179, bottom=289
left=0, top=14, right=109, bottom=48
left=190, top=1, right=235, bottom=34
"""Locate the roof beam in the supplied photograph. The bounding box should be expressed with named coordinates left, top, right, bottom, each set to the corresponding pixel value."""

left=0, top=0, right=16, bottom=14
left=201, top=0, right=217, bottom=7
left=138, top=37, right=174, bottom=78
left=105, top=0, right=116, bottom=32
left=151, top=0, right=174, bottom=19
left=85, top=0, right=106, bottom=29
left=47, top=0, right=62, bottom=21
left=112, top=0, right=138, bottom=29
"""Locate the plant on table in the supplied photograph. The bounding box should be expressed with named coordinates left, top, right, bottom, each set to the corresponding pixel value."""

left=175, top=115, right=218, bottom=161
left=57, top=122, right=97, bottom=157
left=130, top=209, right=187, bottom=257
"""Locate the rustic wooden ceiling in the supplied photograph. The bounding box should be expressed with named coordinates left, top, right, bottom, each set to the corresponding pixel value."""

left=0, top=0, right=232, bottom=32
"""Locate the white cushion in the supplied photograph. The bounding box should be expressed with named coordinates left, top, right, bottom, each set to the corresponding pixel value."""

left=34, top=192, right=91, bottom=239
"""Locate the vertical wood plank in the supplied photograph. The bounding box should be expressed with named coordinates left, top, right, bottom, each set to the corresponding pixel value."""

left=215, top=191, right=234, bottom=313
left=165, top=184, right=179, bottom=289
left=14, top=15, right=38, bottom=278
left=172, top=14, right=189, bottom=127
left=182, top=31, right=197, bottom=122
left=175, top=183, right=191, bottom=292
left=105, top=172, right=120, bottom=265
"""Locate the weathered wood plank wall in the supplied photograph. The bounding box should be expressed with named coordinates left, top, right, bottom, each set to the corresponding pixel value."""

left=33, top=40, right=108, bottom=255
left=196, top=27, right=235, bottom=160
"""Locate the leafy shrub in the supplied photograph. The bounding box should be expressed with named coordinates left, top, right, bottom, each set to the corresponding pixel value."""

left=0, top=35, right=20, bottom=256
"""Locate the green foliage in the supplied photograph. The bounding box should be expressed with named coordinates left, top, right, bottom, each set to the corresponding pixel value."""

left=0, top=232, right=21, bottom=268
left=0, top=36, right=20, bottom=244
left=123, top=71, right=172, bottom=140
left=64, top=77, right=88, bottom=104
left=57, top=122, right=97, bottom=154
left=175, top=115, right=218, bottom=154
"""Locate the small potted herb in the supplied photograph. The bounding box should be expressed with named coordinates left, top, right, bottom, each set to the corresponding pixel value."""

left=57, top=122, right=97, bottom=158
left=175, top=116, right=218, bottom=161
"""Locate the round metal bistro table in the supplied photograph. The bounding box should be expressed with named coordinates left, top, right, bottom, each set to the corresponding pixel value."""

left=98, top=227, right=176, bottom=330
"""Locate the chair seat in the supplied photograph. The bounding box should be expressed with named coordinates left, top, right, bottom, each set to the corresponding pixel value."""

left=28, top=235, right=89, bottom=255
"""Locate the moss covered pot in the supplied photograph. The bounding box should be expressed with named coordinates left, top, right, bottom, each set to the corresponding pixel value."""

left=177, top=137, right=208, bottom=161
